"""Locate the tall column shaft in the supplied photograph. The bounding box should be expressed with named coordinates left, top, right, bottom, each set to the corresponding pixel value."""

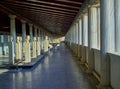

left=97, top=7, right=100, bottom=49
left=9, top=15, right=16, bottom=64
left=79, top=19, right=82, bottom=45
left=83, top=14, right=88, bottom=46
left=29, top=24, right=33, bottom=43
left=1, top=35, right=5, bottom=55
left=115, top=0, right=120, bottom=52
left=88, top=7, right=97, bottom=72
left=21, top=20, right=26, bottom=44
left=100, top=0, right=115, bottom=87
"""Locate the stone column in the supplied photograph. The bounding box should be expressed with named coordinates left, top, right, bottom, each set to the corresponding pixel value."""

left=1, top=35, right=5, bottom=55
left=41, top=31, right=43, bottom=50
left=76, top=22, right=79, bottom=55
left=29, top=24, right=33, bottom=46
left=81, top=14, right=86, bottom=63
left=9, top=15, right=16, bottom=64
left=74, top=24, right=76, bottom=53
left=97, top=7, right=100, bottom=49
left=87, top=6, right=97, bottom=72
left=70, top=29, right=72, bottom=46
left=35, top=27, right=38, bottom=56
left=32, top=26, right=37, bottom=58
left=78, top=18, right=82, bottom=59
left=99, top=0, right=115, bottom=88
left=37, top=30, right=41, bottom=56
left=115, top=0, right=120, bottom=52
left=21, top=20, right=26, bottom=60
left=83, top=14, right=88, bottom=47
left=29, top=23, right=33, bottom=59
left=21, top=20, right=26, bottom=45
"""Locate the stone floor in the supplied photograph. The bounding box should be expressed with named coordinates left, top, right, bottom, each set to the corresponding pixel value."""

left=0, top=43, right=97, bottom=89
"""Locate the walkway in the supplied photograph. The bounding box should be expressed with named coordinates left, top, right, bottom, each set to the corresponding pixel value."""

left=0, top=43, right=96, bottom=89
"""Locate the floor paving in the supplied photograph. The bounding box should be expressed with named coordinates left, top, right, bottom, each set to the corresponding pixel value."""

left=0, top=43, right=96, bottom=89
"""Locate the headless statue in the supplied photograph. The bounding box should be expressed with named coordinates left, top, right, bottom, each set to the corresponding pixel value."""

left=24, top=36, right=31, bottom=63
left=16, top=37, right=22, bottom=61
left=44, top=36, right=49, bottom=52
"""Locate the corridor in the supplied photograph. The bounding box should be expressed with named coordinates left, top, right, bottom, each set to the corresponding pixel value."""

left=0, top=43, right=96, bottom=89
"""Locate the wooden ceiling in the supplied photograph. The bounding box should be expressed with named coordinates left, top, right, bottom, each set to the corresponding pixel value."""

left=0, top=0, right=84, bottom=35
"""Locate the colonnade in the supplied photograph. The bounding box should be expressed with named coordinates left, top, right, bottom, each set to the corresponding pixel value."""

left=0, top=14, right=52, bottom=65
left=65, top=0, right=120, bottom=89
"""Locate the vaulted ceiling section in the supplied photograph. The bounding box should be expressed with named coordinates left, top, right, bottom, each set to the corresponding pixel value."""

left=0, top=0, right=84, bottom=35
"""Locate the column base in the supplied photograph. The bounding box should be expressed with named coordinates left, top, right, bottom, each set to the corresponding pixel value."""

left=96, top=84, right=111, bottom=89
left=2, top=51, right=5, bottom=55
left=79, top=61, right=86, bottom=65
left=85, top=69, right=93, bottom=74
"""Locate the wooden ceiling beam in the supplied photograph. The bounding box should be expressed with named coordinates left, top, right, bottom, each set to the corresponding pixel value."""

left=2, top=2, right=76, bottom=15
left=5, top=1, right=78, bottom=13
left=56, top=0, right=83, bottom=5
left=27, top=0, right=80, bottom=9
left=8, top=5, right=75, bottom=18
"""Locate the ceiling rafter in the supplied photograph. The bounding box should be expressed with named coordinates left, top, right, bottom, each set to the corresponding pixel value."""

left=56, top=0, right=83, bottom=5
left=6, top=4, right=75, bottom=18
left=0, top=0, right=84, bottom=35
left=6, top=6, right=74, bottom=24
left=2, top=2, right=76, bottom=15
left=5, top=1, right=78, bottom=13
left=27, top=0, right=79, bottom=9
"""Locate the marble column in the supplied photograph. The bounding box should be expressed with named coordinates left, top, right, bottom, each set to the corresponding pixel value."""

left=88, top=6, right=97, bottom=72
left=21, top=20, right=26, bottom=45
left=41, top=31, right=43, bottom=50
left=78, top=18, right=82, bottom=59
left=21, top=20, right=26, bottom=60
left=97, top=7, right=100, bottom=49
left=29, top=23, right=33, bottom=46
left=37, top=30, right=41, bottom=56
left=9, top=15, right=16, bottom=64
left=1, top=35, right=5, bottom=55
left=76, top=22, right=78, bottom=55
left=32, top=26, right=37, bottom=58
left=115, top=0, right=120, bottom=52
left=99, top=0, right=115, bottom=88
left=81, top=14, right=87, bottom=63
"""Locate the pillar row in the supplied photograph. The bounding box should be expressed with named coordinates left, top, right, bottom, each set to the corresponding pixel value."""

left=9, top=15, right=16, bottom=64
left=99, top=0, right=115, bottom=88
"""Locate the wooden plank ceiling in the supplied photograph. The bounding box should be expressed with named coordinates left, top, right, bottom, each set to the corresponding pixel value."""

left=0, top=0, right=84, bottom=35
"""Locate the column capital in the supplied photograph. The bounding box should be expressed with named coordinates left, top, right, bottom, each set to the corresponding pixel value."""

left=21, top=20, right=26, bottom=24
left=28, top=23, right=33, bottom=27
left=9, top=15, right=16, bottom=19
left=34, top=26, right=38, bottom=30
